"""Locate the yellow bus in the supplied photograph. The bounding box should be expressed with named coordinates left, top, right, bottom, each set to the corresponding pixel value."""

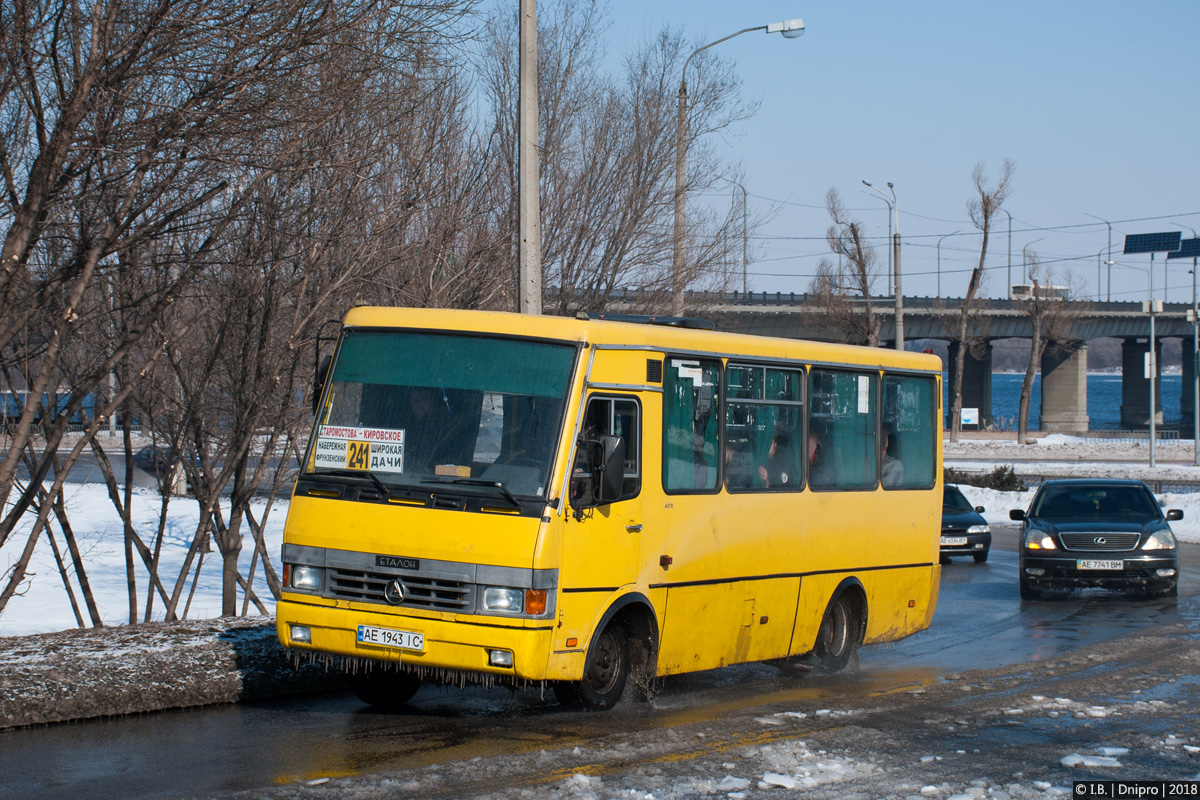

left=277, top=307, right=942, bottom=709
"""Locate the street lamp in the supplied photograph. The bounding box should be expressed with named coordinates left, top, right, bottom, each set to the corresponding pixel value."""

left=1022, top=239, right=1044, bottom=286
left=863, top=180, right=902, bottom=349
left=937, top=230, right=960, bottom=299
left=1001, top=209, right=1012, bottom=298
left=1085, top=213, right=1113, bottom=302
left=862, top=184, right=893, bottom=296
left=672, top=18, right=805, bottom=316
left=1168, top=230, right=1200, bottom=466
left=730, top=180, right=749, bottom=294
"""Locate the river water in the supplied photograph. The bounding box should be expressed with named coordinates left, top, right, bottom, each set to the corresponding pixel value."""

left=963, top=372, right=1184, bottom=431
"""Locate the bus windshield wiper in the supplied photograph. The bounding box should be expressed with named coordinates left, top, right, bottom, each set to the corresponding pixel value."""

left=321, top=468, right=389, bottom=495
left=422, top=477, right=520, bottom=507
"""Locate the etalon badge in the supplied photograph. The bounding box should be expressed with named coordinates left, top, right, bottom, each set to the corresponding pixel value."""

left=384, top=579, right=405, bottom=605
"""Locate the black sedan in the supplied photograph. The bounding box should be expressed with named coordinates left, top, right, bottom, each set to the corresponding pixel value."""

left=1010, top=478, right=1181, bottom=600
left=941, top=484, right=991, bottom=563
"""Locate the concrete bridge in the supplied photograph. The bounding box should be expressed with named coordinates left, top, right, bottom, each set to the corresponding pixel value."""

left=695, top=292, right=1199, bottom=435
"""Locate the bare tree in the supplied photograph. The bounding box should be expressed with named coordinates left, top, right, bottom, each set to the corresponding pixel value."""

left=807, top=188, right=884, bottom=346
left=949, top=160, right=1014, bottom=443
left=1015, top=258, right=1086, bottom=444
left=479, top=0, right=756, bottom=315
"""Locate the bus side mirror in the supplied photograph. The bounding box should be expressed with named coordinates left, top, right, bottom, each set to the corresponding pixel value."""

left=592, top=435, right=625, bottom=505
left=312, top=354, right=332, bottom=413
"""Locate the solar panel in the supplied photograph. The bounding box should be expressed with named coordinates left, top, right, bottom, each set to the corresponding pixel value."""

left=1123, top=232, right=1182, bottom=254
left=1166, top=238, right=1200, bottom=260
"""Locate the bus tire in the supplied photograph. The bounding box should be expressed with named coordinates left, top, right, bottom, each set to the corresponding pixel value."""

left=813, top=592, right=863, bottom=674
left=351, top=669, right=421, bottom=708
left=554, top=623, right=629, bottom=710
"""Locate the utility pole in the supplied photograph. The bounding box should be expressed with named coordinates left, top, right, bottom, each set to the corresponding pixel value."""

left=518, top=0, right=541, bottom=314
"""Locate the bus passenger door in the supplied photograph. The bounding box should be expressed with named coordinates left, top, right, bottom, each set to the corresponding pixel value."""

left=559, top=395, right=643, bottom=645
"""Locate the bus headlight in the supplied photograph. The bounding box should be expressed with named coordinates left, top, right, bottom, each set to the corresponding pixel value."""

left=1023, top=530, right=1056, bottom=550
left=289, top=564, right=323, bottom=590
left=482, top=587, right=524, bottom=613
left=1142, top=530, right=1177, bottom=550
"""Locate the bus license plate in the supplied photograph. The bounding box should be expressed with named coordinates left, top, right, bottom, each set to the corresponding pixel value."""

left=1077, top=559, right=1123, bottom=571
left=357, top=625, right=424, bottom=651
left=940, top=536, right=967, bottom=546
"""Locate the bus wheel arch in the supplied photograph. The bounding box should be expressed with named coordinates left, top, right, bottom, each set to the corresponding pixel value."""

left=813, top=579, right=867, bottom=674
left=555, top=593, right=658, bottom=710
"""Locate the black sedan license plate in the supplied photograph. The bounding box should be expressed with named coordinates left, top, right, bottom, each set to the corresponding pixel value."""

left=1077, top=559, right=1123, bottom=571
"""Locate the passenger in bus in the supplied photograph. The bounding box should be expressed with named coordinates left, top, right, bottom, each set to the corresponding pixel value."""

left=881, top=429, right=903, bottom=488
left=807, top=432, right=833, bottom=486
left=757, top=433, right=793, bottom=488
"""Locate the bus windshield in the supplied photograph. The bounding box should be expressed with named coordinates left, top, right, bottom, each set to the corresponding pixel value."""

left=309, top=329, right=577, bottom=498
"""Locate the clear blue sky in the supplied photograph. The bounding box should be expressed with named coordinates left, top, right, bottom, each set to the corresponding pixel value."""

left=569, top=0, right=1200, bottom=302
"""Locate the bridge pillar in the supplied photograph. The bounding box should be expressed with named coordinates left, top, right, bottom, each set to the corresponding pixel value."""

left=947, top=340, right=992, bottom=428
left=1119, top=338, right=1163, bottom=429
left=1182, top=337, right=1197, bottom=438
left=1040, top=342, right=1089, bottom=433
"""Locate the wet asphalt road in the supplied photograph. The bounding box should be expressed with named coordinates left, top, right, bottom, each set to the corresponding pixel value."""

left=2, top=531, right=1196, bottom=800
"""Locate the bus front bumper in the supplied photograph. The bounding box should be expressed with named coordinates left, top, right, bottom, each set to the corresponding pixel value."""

left=276, top=598, right=556, bottom=681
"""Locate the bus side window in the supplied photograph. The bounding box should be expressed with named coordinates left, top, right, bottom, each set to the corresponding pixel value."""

left=808, top=369, right=877, bottom=490
left=881, top=374, right=936, bottom=489
left=571, top=396, right=641, bottom=507
left=664, top=358, right=721, bottom=492
left=725, top=364, right=803, bottom=492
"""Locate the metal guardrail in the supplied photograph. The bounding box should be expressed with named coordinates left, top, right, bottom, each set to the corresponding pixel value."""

left=1079, top=429, right=1181, bottom=443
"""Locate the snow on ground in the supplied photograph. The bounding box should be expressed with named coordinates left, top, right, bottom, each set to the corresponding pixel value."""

left=0, top=483, right=285, bottom=637
left=3, top=434, right=1199, bottom=638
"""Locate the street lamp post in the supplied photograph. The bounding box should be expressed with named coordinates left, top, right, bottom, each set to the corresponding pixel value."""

left=730, top=181, right=749, bottom=294
left=1169, top=225, right=1200, bottom=466
left=862, top=184, right=893, bottom=296
left=937, top=230, right=960, bottom=299
left=1085, top=213, right=1113, bottom=302
left=1001, top=209, right=1012, bottom=298
left=863, top=181, right=902, bottom=349
left=1022, top=239, right=1044, bottom=286
left=672, top=18, right=804, bottom=317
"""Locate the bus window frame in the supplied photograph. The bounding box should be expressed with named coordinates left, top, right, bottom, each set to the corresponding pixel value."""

left=662, top=355, right=723, bottom=496
left=724, top=361, right=805, bottom=494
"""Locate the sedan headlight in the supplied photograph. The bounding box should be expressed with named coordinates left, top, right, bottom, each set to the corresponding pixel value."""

left=1023, top=530, right=1056, bottom=550
left=1142, top=530, right=1177, bottom=550
left=289, top=564, right=323, bottom=590
left=967, top=524, right=990, bottom=535
left=482, top=587, right=525, bottom=614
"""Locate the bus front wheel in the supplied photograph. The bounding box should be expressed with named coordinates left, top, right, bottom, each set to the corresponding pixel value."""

left=813, top=593, right=864, bottom=673
left=555, top=624, right=629, bottom=710
left=351, top=668, right=421, bottom=708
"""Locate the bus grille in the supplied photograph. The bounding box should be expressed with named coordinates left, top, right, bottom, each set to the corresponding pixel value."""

left=1058, top=532, right=1140, bottom=551
left=328, top=568, right=472, bottom=611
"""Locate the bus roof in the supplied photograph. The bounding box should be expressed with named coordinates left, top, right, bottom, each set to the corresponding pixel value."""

left=341, top=306, right=942, bottom=373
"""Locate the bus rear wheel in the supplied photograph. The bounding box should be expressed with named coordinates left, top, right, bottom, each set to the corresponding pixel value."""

left=554, top=624, right=629, bottom=710
left=813, top=593, right=863, bottom=673
left=351, top=668, right=421, bottom=708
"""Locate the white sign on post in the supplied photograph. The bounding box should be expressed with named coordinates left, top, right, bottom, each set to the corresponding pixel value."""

left=961, top=408, right=979, bottom=429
